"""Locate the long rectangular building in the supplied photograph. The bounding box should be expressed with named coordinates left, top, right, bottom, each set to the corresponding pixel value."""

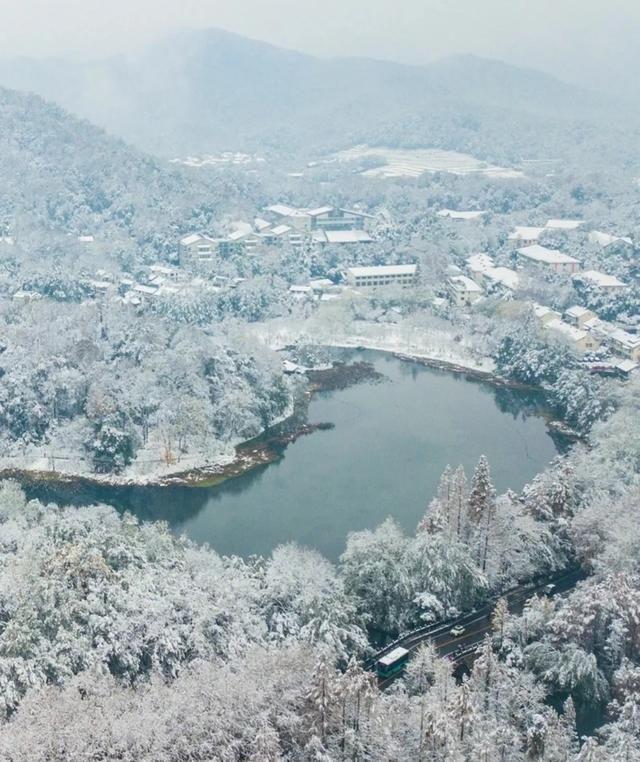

left=345, top=264, right=417, bottom=288
left=517, top=244, right=581, bottom=274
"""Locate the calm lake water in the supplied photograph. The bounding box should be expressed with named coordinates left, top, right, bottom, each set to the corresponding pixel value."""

left=23, top=352, right=562, bottom=561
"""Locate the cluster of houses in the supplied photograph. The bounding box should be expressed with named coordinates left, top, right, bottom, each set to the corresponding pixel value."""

left=445, top=216, right=633, bottom=308
left=179, top=205, right=376, bottom=269
left=11, top=265, right=246, bottom=308
left=534, top=302, right=640, bottom=374
left=447, top=253, right=520, bottom=306
left=507, top=219, right=631, bottom=286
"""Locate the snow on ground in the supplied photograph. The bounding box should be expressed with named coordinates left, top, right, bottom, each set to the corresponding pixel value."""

left=252, top=316, right=495, bottom=374
left=330, top=145, right=523, bottom=179
left=0, top=396, right=297, bottom=485
left=0, top=316, right=492, bottom=484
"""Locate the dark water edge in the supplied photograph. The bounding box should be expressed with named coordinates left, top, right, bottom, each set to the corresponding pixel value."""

left=19, top=350, right=565, bottom=561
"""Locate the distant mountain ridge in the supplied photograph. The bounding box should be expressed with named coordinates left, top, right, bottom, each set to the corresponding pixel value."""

left=0, top=29, right=635, bottom=160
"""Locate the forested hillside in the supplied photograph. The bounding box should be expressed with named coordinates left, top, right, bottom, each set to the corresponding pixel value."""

left=0, top=86, right=258, bottom=254
left=1, top=29, right=638, bottom=163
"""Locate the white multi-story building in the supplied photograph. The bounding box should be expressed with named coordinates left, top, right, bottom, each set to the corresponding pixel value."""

left=345, top=264, right=417, bottom=289
left=448, top=275, right=483, bottom=307
left=575, top=270, right=627, bottom=291
left=517, top=244, right=581, bottom=274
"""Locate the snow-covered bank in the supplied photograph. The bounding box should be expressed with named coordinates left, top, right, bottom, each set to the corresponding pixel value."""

left=251, top=316, right=495, bottom=375
left=0, top=316, right=496, bottom=488
left=0, top=397, right=298, bottom=488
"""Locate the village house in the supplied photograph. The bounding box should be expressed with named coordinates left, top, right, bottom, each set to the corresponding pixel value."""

left=582, top=317, right=618, bottom=343
left=533, top=303, right=562, bottom=325
left=565, top=305, right=597, bottom=328
left=588, top=230, right=633, bottom=248
left=86, top=279, right=113, bottom=295
left=609, top=329, right=640, bottom=362
left=448, top=275, right=483, bottom=307
left=484, top=266, right=519, bottom=291
left=149, top=264, right=179, bottom=282
left=508, top=226, right=546, bottom=248
left=545, top=319, right=601, bottom=354
left=466, top=253, right=494, bottom=283
left=465, top=254, right=518, bottom=291
left=437, top=209, right=487, bottom=221
left=289, top=285, right=313, bottom=300
left=179, top=233, right=217, bottom=265
left=545, top=219, right=584, bottom=231
left=260, top=224, right=298, bottom=247
left=517, top=244, right=581, bottom=274
left=345, top=264, right=418, bottom=289
left=575, top=270, right=627, bottom=291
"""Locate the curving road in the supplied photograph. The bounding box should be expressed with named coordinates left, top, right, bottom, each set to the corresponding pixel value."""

left=373, top=566, right=586, bottom=689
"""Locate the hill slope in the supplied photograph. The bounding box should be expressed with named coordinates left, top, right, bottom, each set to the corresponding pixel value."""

left=0, top=29, right=635, bottom=161
left=0, top=86, right=255, bottom=253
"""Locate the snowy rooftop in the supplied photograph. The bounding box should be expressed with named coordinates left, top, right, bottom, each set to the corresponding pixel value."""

left=133, top=284, right=158, bottom=295
left=616, top=359, right=638, bottom=373
left=378, top=647, right=409, bottom=667
left=339, top=207, right=376, bottom=219
left=583, top=317, right=617, bottom=337
left=546, top=319, right=588, bottom=343
left=508, top=226, right=546, bottom=241
left=228, top=229, right=250, bottom=241
left=609, top=329, right=640, bottom=349
left=484, top=266, right=519, bottom=290
left=307, top=206, right=334, bottom=217
left=517, top=244, right=580, bottom=265
left=254, top=218, right=272, bottom=232
left=589, top=230, right=633, bottom=247
left=271, top=224, right=293, bottom=236
left=180, top=233, right=212, bottom=246
left=466, top=253, right=494, bottom=272
left=266, top=204, right=298, bottom=217
left=577, top=270, right=627, bottom=289
left=533, top=304, right=561, bottom=320
left=348, top=264, right=417, bottom=277
left=324, top=229, right=373, bottom=244
left=565, top=305, right=592, bottom=319
left=449, top=275, right=483, bottom=293
left=437, top=209, right=487, bottom=220
left=545, top=219, right=584, bottom=230
left=309, top=278, right=335, bottom=289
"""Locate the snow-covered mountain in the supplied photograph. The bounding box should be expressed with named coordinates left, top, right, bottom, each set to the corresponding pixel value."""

left=0, top=29, right=634, bottom=159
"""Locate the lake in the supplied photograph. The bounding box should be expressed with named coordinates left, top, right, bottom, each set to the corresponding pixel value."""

left=22, top=351, right=562, bottom=561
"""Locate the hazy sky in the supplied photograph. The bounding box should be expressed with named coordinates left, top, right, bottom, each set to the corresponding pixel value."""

left=0, top=0, right=637, bottom=92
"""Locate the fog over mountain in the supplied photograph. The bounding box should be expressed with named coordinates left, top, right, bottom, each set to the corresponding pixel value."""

left=0, top=0, right=638, bottom=100
left=0, top=28, right=635, bottom=159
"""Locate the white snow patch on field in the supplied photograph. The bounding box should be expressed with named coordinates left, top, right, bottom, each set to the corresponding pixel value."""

left=332, top=145, right=523, bottom=179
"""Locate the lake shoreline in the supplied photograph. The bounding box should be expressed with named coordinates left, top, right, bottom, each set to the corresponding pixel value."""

left=1, top=349, right=577, bottom=491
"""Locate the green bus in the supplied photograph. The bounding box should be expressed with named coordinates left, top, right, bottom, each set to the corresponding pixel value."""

left=376, top=647, right=410, bottom=679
